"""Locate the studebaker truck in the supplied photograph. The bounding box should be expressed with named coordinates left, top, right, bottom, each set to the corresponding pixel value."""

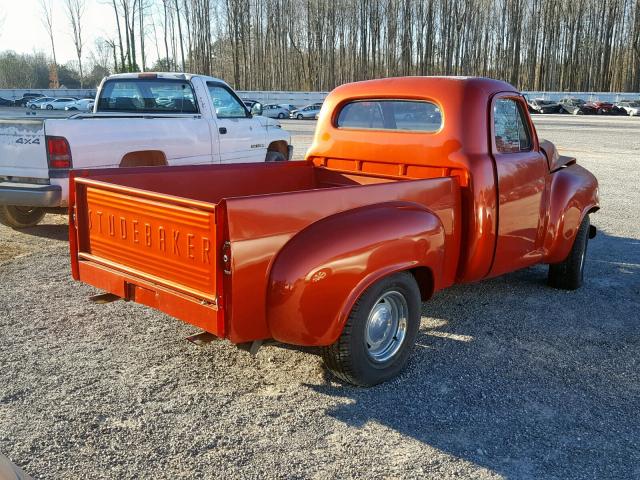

left=69, top=77, right=599, bottom=386
left=0, top=72, right=291, bottom=229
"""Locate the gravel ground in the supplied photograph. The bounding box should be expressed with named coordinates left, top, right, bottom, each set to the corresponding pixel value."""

left=1, top=115, right=639, bottom=479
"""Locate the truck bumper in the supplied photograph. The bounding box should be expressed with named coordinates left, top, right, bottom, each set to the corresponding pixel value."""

left=0, top=181, right=62, bottom=207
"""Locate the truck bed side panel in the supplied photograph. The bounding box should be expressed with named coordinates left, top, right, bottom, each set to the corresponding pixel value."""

left=45, top=116, right=214, bottom=169
left=223, top=176, right=460, bottom=343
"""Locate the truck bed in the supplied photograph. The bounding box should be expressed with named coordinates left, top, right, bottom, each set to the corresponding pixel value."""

left=70, top=161, right=461, bottom=342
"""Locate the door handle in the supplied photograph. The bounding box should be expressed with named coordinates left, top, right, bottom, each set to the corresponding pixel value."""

left=219, top=127, right=227, bottom=134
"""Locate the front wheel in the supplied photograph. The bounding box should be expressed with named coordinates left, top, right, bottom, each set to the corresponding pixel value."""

left=278, top=113, right=285, bottom=119
left=46, top=105, right=53, bottom=110
left=0, top=205, right=46, bottom=229
left=548, top=215, right=590, bottom=290
left=297, top=113, right=303, bottom=120
left=265, top=150, right=286, bottom=162
left=322, top=272, right=422, bottom=386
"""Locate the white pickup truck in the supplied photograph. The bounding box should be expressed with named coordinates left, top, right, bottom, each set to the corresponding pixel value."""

left=0, top=72, right=292, bottom=228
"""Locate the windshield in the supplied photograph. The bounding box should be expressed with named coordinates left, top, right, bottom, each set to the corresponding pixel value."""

left=97, top=78, right=198, bottom=113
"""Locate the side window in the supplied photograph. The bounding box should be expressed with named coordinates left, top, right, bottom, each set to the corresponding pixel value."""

left=494, top=98, right=532, bottom=153
left=207, top=84, right=247, bottom=118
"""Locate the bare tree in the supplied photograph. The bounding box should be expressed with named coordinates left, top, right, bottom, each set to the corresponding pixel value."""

left=65, top=0, right=86, bottom=87
left=39, top=0, right=59, bottom=88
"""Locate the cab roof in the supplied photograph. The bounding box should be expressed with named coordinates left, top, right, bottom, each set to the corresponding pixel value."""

left=104, top=72, right=228, bottom=85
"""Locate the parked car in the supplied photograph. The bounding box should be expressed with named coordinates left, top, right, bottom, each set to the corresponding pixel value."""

left=279, top=103, right=298, bottom=112
left=559, top=98, right=597, bottom=115
left=14, top=93, right=45, bottom=107
left=40, top=98, right=77, bottom=110
left=587, top=101, right=627, bottom=115
left=0, top=97, right=13, bottom=107
left=290, top=103, right=323, bottom=119
left=261, top=104, right=290, bottom=119
left=26, top=96, right=55, bottom=109
left=0, top=72, right=291, bottom=229
left=64, top=98, right=95, bottom=112
left=527, top=98, right=563, bottom=114
left=615, top=100, right=640, bottom=116
left=68, top=77, right=598, bottom=386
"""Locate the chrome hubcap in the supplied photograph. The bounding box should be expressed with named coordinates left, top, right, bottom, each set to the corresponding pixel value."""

left=365, top=291, right=408, bottom=363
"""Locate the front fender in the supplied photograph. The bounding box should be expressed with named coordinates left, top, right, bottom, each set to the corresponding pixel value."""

left=544, top=163, right=599, bottom=263
left=266, top=202, right=446, bottom=346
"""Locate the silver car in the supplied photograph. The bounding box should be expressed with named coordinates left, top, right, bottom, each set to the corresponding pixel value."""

left=262, top=104, right=290, bottom=119
left=64, top=99, right=95, bottom=112
left=40, top=98, right=77, bottom=110
left=616, top=101, right=640, bottom=116
left=26, top=96, right=55, bottom=109
left=289, top=103, right=322, bottom=119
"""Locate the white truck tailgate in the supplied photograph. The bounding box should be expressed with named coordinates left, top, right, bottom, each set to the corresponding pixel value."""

left=0, top=119, right=49, bottom=179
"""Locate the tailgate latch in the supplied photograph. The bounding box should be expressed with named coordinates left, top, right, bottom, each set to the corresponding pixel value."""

left=222, top=241, right=231, bottom=275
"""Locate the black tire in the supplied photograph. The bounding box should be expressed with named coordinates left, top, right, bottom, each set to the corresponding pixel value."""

left=46, top=104, right=53, bottom=110
left=322, top=272, right=422, bottom=386
left=265, top=150, right=286, bottom=162
left=278, top=113, right=285, bottom=119
left=29, top=104, right=36, bottom=110
left=0, top=205, right=46, bottom=229
left=548, top=215, right=590, bottom=290
left=297, top=113, right=303, bottom=120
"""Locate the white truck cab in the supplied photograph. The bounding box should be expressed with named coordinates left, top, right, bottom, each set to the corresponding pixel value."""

left=0, top=72, right=292, bottom=228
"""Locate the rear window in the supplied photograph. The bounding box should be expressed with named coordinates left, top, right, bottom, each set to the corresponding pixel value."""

left=97, top=78, right=198, bottom=113
left=336, top=100, right=442, bottom=132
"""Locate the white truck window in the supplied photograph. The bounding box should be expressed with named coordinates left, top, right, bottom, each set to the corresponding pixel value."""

left=98, top=79, right=198, bottom=113
left=207, top=84, right=248, bottom=118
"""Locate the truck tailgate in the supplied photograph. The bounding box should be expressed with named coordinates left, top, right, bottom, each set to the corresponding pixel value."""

left=71, top=177, right=223, bottom=334
left=0, top=119, right=49, bottom=178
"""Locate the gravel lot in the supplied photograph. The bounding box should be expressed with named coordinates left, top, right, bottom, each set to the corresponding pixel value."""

left=1, top=114, right=639, bottom=479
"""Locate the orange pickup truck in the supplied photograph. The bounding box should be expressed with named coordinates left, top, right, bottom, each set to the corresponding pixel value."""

left=69, top=77, right=599, bottom=386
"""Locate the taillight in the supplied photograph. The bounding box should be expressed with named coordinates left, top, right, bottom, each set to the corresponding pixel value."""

left=46, top=136, right=72, bottom=169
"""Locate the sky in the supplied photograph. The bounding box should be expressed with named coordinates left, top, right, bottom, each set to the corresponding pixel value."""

left=0, top=0, right=117, bottom=64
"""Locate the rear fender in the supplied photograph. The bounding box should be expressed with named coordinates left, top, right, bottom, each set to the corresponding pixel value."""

left=266, top=202, right=446, bottom=346
left=543, top=163, right=599, bottom=264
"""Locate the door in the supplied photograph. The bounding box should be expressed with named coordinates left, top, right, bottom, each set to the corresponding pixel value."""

left=490, top=95, right=549, bottom=277
left=206, top=82, right=266, bottom=163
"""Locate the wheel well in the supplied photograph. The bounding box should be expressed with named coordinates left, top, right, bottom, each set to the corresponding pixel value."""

left=119, top=150, right=168, bottom=168
left=409, top=266, right=434, bottom=300
left=267, top=140, right=288, bottom=157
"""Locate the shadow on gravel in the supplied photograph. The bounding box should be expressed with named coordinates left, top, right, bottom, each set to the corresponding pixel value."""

left=308, top=231, right=639, bottom=479
left=18, top=224, right=68, bottom=241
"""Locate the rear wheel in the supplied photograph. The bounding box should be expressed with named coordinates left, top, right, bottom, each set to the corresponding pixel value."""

left=277, top=113, right=285, bottom=119
left=548, top=215, right=590, bottom=290
left=322, top=272, right=421, bottom=386
left=0, top=205, right=46, bottom=229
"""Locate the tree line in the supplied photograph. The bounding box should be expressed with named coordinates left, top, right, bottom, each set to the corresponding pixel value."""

left=2, top=0, right=639, bottom=92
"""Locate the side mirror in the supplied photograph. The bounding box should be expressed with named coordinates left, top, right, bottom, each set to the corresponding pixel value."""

left=250, top=102, right=263, bottom=116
